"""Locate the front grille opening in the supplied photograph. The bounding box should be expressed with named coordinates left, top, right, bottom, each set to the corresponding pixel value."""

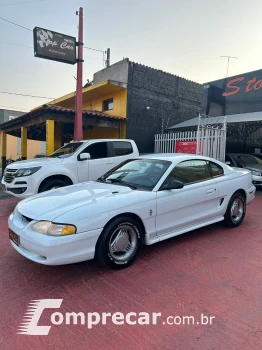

left=6, top=169, right=17, bottom=173
left=4, top=176, right=14, bottom=184
left=4, top=169, right=17, bottom=184
left=7, top=187, right=27, bottom=194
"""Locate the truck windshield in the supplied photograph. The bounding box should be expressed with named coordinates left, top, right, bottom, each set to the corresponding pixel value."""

left=232, top=154, right=262, bottom=166
left=49, top=142, right=83, bottom=158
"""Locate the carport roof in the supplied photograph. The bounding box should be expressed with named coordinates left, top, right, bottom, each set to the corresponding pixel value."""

left=0, top=104, right=125, bottom=131
left=168, top=111, right=262, bottom=130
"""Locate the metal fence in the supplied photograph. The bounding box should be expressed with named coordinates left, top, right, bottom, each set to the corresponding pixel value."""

left=154, top=131, right=197, bottom=153
left=154, top=127, right=226, bottom=162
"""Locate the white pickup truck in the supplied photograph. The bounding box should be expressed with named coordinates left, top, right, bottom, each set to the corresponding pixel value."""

left=1, top=139, right=139, bottom=199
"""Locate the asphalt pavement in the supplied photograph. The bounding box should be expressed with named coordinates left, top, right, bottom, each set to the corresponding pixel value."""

left=0, top=191, right=13, bottom=200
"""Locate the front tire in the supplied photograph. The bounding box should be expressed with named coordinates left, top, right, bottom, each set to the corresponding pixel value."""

left=224, top=191, right=246, bottom=228
left=39, top=179, right=69, bottom=193
left=95, top=216, right=143, bottom=269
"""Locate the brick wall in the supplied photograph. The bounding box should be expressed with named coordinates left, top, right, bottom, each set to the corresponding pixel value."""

left=126, top=62, right=202, bottom=153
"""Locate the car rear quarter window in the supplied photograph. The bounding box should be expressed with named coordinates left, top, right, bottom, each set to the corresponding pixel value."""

left=208, top=161, right=224, bottom=177
left=112, top=141, right=133, bottom=156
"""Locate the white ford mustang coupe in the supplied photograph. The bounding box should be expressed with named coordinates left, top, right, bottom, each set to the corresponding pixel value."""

left=8, top=154, right=256, bottom=269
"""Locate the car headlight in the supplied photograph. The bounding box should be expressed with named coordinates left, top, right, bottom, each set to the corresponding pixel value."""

left=31, top=221, right=76, bottom=236
left=251, top=170, right=262, bottom=176
left=15, top=167, right=41, bottom=177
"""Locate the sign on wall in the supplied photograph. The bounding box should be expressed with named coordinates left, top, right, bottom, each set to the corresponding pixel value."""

left=202, top=69, right=262, bottom=117
left=33, top=27, right=76, bottom=65
left=175, top=141, right=197, bottom=154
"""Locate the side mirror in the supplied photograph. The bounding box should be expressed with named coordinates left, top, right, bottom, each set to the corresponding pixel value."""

left=161, top=180, right=184, bottom=190
left=79, top=153, right=90, bottom=161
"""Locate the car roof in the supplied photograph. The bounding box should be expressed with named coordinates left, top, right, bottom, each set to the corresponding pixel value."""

left=138, top=153, right=214, bottom=163
left=227, top=153, right=258, bottom=156
left=78, top=139, right=134, bottom=142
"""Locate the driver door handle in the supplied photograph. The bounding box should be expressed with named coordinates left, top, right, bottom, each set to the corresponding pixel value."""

left=206, top=188, right=216, bottom=194
left=106, top=161, right=113, bottom=164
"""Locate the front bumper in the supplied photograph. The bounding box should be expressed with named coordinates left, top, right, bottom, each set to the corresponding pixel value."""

left=1, top=175, right=37, bottom=199
left=252, top=174, right=262, bottom=186
left=8, top=210, right=102, bottom=265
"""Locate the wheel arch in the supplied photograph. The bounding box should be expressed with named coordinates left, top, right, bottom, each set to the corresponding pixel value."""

left=38, top=174, right=73, bottom=193
left=101, top=212, right=147, bottom=239
left=233, top=189, right=246, bottom=200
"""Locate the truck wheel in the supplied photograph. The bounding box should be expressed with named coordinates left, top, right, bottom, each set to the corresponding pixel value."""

left=95, top=216, right=143, bottom=269
left=39, top=179, right=69, bottom=193
left=223, top=191, right=246, bottom=228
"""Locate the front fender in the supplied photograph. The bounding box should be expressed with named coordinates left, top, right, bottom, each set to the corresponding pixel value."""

left=53, top=199, right=157, bottom=241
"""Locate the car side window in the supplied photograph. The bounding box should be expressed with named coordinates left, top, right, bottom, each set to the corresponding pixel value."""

left=81, top=142, right=108, bottom=159
left=162, top=160, right=211, bottom=186
left=207, top=161, right=224, bottom=177
left=112, top=141, right=133, bottom=156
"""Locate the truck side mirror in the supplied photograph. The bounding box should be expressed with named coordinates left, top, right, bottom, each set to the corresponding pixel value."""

left=79, top=153, right=90, bottom=161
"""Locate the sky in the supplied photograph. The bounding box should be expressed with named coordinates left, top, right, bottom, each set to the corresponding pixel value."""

left=1, top=0, right=262, bottom=112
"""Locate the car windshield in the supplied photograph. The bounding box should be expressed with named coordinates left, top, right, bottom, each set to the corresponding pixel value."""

left=99, top=159, right=172, bottom=191
left=232, top=154, right=262, bottom=166
left=49, top=142, right=83, bottom=158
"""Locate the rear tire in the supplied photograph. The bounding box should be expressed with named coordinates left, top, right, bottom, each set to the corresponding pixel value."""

left=223, top=191, right=246, bottom=228
left=39, top=179, right=69, bottom=193
left=95, top=216, right=143, bottom=269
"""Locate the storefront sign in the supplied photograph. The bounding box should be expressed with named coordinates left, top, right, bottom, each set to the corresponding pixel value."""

left=202, top=69, right=262, bottom=116
left=222, top=76, right=262, bottom=96
left=33, top=27, right=76, bottom=65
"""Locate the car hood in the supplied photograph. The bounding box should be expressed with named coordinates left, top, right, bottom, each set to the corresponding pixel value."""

left=5, top=157, right=63, bottom=169
left=245, top=164, right=262, bottom=171
left=16, top=181, right=155, bottom=221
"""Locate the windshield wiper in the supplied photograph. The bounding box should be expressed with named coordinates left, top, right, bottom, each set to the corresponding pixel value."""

left=107, top=178, right=137, bottom=190
left=96, top=176, right=106, bottom=183
left=49, top=154, right=61, bottom=158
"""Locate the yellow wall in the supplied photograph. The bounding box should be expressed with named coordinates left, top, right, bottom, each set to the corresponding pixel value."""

left=50, top=82, right=127, bottom=139
left=83, top=89, right=127, bottom=118
left=40, top=82, right=128, bottom=142
left=54, top=89, right=127, bottom=120
left=0, top=131, right=42, bottom=165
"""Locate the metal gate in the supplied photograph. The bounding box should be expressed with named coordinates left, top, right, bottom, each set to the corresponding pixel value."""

left=154, top=114, right=227, bottom=162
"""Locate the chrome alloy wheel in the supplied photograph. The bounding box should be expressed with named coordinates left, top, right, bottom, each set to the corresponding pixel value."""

left=109, top=225, right=138, bottom=261
left=230, top=198, right=244, bottom=223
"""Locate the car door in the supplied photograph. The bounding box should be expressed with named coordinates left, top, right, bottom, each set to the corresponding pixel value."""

left=77, top=141, right=115, bottom=182
left=156, top=159, right=219, bottom=237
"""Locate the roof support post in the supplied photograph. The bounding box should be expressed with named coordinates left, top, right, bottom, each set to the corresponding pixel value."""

left=21, top=127, right=28, bottom=160
left=46, top=120, right=55, bottom=156
left=1, top=131, right=7, bottom=176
